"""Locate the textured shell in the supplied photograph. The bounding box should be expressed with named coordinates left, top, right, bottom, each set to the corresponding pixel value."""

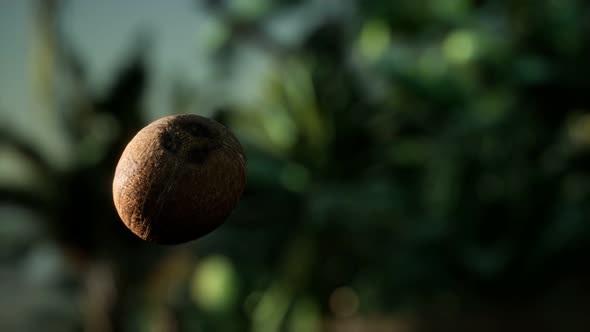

left=113, top=114, right=247, bottom=244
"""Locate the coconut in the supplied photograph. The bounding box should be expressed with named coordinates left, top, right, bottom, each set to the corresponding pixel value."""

left=113, top=114, right=246, bottom=244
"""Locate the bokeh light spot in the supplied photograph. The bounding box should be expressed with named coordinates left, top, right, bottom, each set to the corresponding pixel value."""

left=443, top=30, right=477, bottom=64
left=202, top=18, right=230, bottom=51
left=358, top=19, right=391, bottom=61
left=252, top=285, right=290, bottom=332
left=431, top=0, right=469, bottom=20
left=190, top=255, right=238, bottom=313
left=329, top=286, right=359, bottom=317
left=567, top=111, right=590, bottom=147
left=228, top=0, right=270, bottom=19
left=289, top=297, right=321, bottom=332
left=279, top=162, right=310, bottom=193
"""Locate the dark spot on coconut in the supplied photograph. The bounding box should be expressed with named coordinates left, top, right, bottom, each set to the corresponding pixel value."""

left=160, top=129, right=181, bottom=154
left=186, top=147, right=209, bottom=164
left=186, top=142, right=220, bottom=164
left=175, top=117, right=216, bottom=139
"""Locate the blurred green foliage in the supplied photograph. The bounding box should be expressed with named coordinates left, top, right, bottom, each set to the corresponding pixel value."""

left=2, top=0, right=590, bottom=331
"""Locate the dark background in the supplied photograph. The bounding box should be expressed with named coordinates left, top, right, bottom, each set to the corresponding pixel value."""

left=2, top=0, right=590, bottom=331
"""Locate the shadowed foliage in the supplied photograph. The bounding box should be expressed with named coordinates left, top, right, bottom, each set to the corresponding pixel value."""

left=2, top=0, right=590, bottom=331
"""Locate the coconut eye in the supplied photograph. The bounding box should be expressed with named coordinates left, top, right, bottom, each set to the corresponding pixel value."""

left=160, top=129, right=182, bottom=154
left=186, top=145, right=215, bottom=164
left=177, top=117, right=216, bottom=139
